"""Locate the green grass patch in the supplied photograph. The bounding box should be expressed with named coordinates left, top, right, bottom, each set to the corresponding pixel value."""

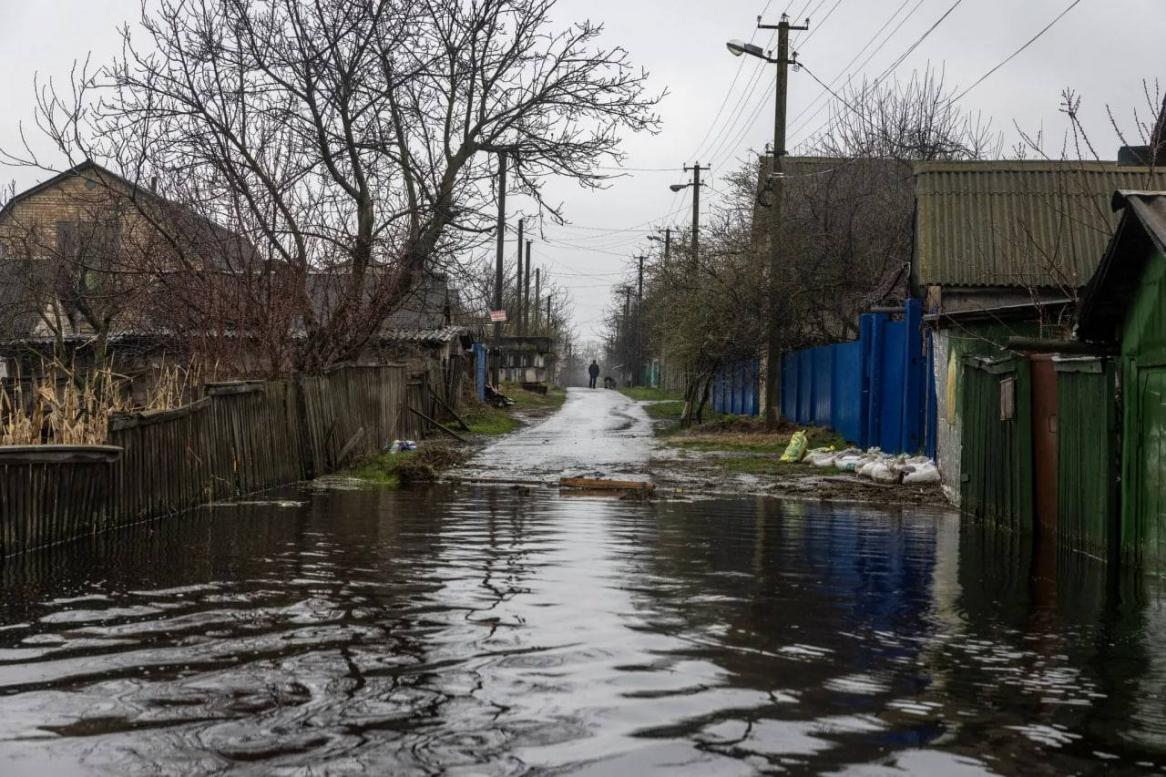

left=461, top=402, right=521, bottom=435
left=347, top=444, right=469, bottom=486
left=619, top=386, right=683, bottom=402
left=347, top=452, right=408, bottom=488
left=669, top=424, right=846, bottom=453
left=718, top=456, right=818, bottom=477
left=671, top=437, right=789, bottom=453
left=500, top=383, right=567, bottom=410
left=644, top=400, right=687, bottom=420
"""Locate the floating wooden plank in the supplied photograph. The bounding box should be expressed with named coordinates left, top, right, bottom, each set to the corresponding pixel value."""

left=559, top=477, right=655, bottom=492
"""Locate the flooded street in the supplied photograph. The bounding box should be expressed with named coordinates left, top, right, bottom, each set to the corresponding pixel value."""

left=0, top=391, right=1163, bottom=776
left=456, top=388, right=655, bottom=483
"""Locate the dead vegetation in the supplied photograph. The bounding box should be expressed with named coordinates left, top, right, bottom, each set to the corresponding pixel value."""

left=0, top=361, right=201, bottom=445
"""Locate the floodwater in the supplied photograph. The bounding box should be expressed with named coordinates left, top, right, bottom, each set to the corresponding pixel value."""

left=1, top=485, right=1165, bottom=776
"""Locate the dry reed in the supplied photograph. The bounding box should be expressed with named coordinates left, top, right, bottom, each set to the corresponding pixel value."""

left=0, top=361, right=203, bottom=446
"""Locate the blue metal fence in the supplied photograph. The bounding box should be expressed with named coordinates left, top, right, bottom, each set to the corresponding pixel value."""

left=711, top=359, right=760, bottom=416
left=472, top=343, right=487, bottom=401
left=779, top=299, right=926, bottom=454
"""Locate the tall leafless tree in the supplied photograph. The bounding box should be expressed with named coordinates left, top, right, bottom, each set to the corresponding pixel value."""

left=4, top=0, right=662, bottom=373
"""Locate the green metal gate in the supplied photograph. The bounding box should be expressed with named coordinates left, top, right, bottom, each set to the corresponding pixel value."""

left=960, top=356, right=1033, bottom=532
left=1056, top=359, right=1119, bottom=560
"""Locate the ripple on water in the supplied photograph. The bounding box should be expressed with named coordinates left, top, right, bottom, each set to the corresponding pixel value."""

left=0, top=487, right=1161, bottom=775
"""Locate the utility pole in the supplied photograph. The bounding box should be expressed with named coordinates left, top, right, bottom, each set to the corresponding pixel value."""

left=524, top=240, right=532, bottom=336
left=492, top=151, right=507, bottom=386
left=759, top=13, right=806, bottom=430
left=646, top=228, right=673, bottom=390
left=662, top=227, right=670, bottom=391
left=534, top=267, right=541, bottom=333
left=635, top=254, right=646, bottom=387
left=682, top=163, right=709, bottom=257
left=515, top=217, right=524, bottom=335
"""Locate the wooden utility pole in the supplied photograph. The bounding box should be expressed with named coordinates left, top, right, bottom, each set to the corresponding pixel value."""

left=760, top=14, right=806, bottom=430
left=524, top=240, right=532, bottom=335
left=534, top=267, right=541, bottom=333
left=492, top=151, right=507, bottom=386
left=515, top=217, right=524, bottom=335
left=635, top=254, right=646, bottom=387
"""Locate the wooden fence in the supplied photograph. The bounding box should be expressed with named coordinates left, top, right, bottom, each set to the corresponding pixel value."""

left=0, top=364, right=411, bottom=558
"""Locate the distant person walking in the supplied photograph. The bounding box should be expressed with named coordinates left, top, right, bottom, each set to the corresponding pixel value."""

left=588, top=360, right=600, bottom=389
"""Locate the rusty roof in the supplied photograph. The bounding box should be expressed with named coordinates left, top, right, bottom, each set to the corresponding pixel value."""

left=914, top=160, right=1166, bottom=289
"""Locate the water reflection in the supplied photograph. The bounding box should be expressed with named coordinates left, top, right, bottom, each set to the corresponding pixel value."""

left=0, top=486, right=1162, bottom=775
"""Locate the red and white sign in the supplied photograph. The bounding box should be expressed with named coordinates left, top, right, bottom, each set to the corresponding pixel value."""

left=489, top=309, right=508, bottom=323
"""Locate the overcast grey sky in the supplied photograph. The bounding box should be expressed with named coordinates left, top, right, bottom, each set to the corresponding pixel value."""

left=1, top=0, right=1161, bottom=343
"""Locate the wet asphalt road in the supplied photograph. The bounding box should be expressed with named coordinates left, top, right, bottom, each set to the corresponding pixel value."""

left=457, top=387, right=655, bottom=483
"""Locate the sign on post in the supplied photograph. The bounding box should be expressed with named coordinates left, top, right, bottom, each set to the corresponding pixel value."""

left=490, top=310, right=508, bottom=323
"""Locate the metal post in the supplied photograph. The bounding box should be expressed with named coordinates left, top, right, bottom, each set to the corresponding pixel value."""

left=534, top=267, right=541, bottom=333
left=492, top=151, right=507, bottom=387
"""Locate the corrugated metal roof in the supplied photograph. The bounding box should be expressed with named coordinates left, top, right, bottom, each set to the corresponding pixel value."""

left=380, top=325, right=466, bottom=346
left=915, top=161, right=1166, bottom=288
left=1077, top=191, right=1166, bottom=342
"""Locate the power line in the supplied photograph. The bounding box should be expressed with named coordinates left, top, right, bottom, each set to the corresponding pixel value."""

left=785, top=0, right=918, bottom=138
left=795, top=0, right=966, bottom=146
left=706, top=0, right=854, bottom=172
left=689, top=0, right=777, bottom=162
left=950, top=0, right=1084, bottom=103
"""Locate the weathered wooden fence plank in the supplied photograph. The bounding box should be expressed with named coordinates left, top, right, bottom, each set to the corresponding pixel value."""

left=0, top=365, right=411, bottom=558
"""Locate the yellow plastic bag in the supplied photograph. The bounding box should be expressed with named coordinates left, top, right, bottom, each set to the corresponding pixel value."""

left=779, top=430, right=808, bottom=463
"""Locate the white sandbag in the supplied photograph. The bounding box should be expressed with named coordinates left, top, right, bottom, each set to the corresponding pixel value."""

left=808, top=452, right=836, bottom=468
left=869, top=462, right=900, bottom=483
left=834, top=455, right=862, bottom=471
left=903, top=464, right=941, bottom=484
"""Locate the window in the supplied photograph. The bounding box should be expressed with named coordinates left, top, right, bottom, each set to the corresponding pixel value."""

left=999, top=377, right=1015, bottom=421
left=56, top=220, right=122, bottom=270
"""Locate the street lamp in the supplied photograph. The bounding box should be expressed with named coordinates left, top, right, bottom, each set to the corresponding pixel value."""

left=669, top=183, right=689, bottom=193
left=726, top=40, right=771, bottom=61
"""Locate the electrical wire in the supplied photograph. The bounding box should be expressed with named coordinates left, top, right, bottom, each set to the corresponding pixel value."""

left=689, top=0, right=777, bottom=162
left=785, top=0, right=918, bottom=139
left=794, top=0, right=966, bottom=146
left=950, top=0, right=1084, bottom=103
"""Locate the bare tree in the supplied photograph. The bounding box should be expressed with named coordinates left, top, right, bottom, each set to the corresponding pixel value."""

left=5, top=0, right=662, bottom=373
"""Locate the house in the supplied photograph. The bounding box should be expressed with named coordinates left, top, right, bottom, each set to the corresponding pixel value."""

left=915, top=159, right=1166, bottom=503
left=495, top=335, right=557, bottom=386
left=1076, top=191, right=1166, bottom=564
left=0, top=161, right=257, bottom=387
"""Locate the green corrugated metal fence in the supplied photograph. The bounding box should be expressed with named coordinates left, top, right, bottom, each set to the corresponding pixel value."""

left=1055, top=359, right=1119, bottom=559
left=960, top=356, right=1033, bottom=533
